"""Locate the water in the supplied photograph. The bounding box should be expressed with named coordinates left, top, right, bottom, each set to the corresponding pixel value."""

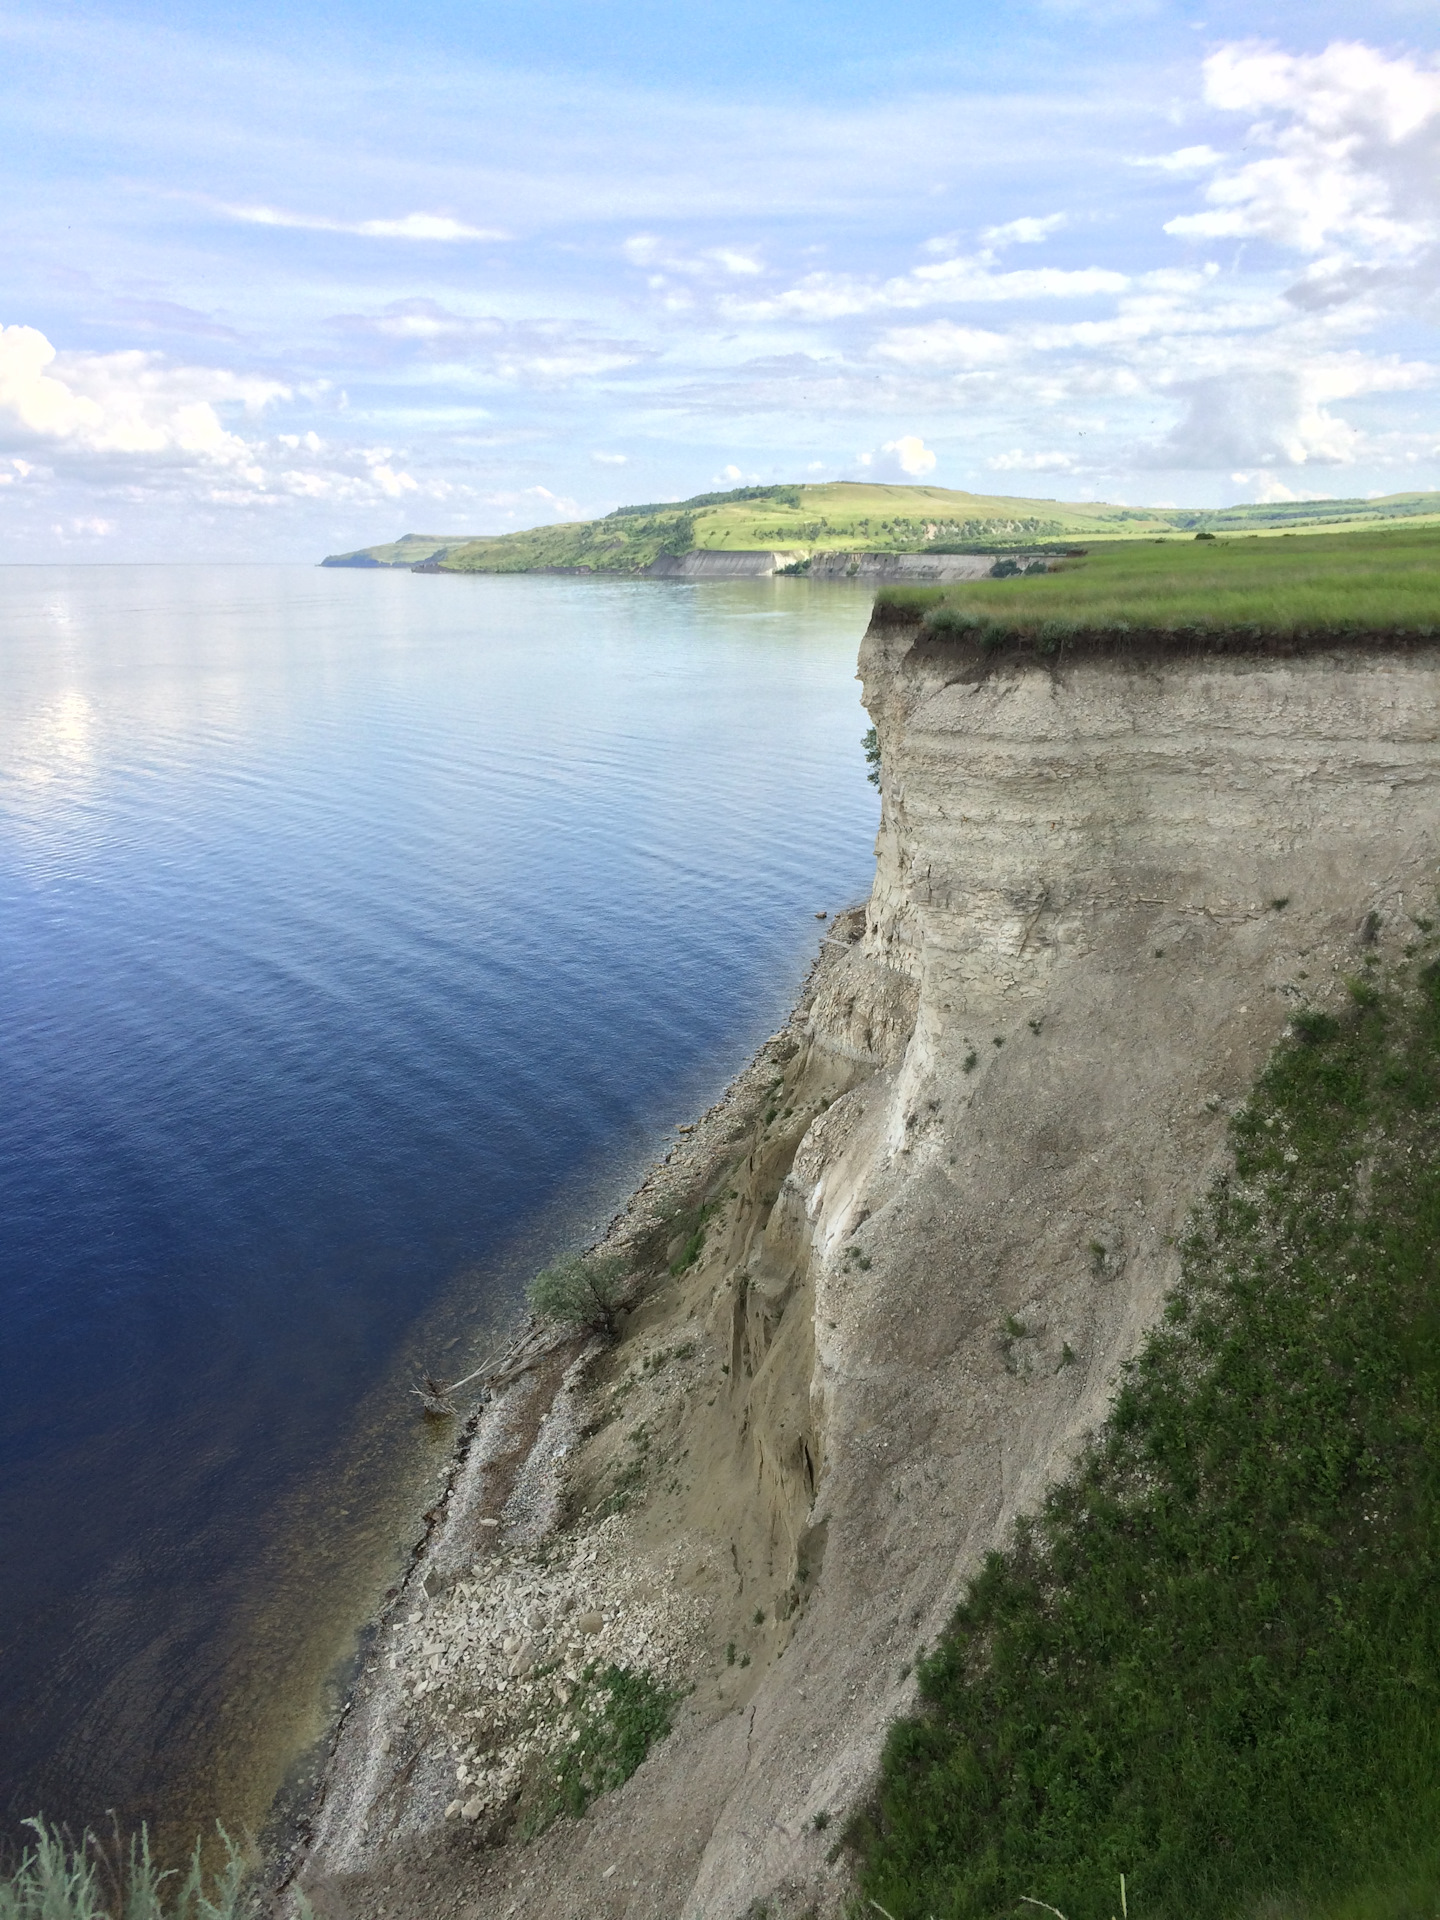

left=0, top=565, right=878, bottom=1851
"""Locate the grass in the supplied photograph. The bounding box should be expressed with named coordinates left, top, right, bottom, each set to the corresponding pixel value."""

left=874, top=527, right=1440, bottom=641
left=522, top=1664, right=679, bottom=1836
left=854, top=946, right=1440, bottom=1920
left=0, top=1821, right=254, bottom=1920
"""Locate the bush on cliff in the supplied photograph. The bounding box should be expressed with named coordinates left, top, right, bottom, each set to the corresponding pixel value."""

left=527, top=1252, right=630, bottom=1339
left=856, top=946, right=1440, bottom=1920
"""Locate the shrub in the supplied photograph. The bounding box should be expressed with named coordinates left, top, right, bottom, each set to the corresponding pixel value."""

left=863, top=725, right=882, bottom=788
left=526, top=1253, right=630, bottom=1339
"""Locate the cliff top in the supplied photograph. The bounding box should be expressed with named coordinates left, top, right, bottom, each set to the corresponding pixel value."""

left=873, top=524, right=1440, bottom=647
left=320, top=484, right=1440, bottom=573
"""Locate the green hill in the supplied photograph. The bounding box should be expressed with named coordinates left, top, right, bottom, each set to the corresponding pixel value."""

left=320, top=484, right=1440, bottom=573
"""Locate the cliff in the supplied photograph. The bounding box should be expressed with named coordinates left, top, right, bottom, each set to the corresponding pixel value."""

left=296, top=616, right=1440, bottom=1920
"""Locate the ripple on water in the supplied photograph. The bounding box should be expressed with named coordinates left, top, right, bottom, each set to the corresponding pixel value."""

left=0, top=566, right=877, bottom=1853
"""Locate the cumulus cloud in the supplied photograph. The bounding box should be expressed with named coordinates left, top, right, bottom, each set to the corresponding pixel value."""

left=856, top=435, right=937, bottom=479
left=981, top=214, right=1067, bottom=247
left=1165, top=42, right=1440, bottom=258
left=0, top=323, right=285, bottom=466
left=1137, top=358, right=1429, bottom=471
left=590, top=450, right=627, bottom=465
left=223, top=205, right=508, bottom=241
left=0, top=323, right=461, bottom=513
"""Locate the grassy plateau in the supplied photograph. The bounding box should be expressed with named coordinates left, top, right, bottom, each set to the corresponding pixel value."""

left=878, top=526, right=1440, bottom=641
left=855, top=940, right=1440, bottom=1920
left=320, top=485, right=1440, bottom=572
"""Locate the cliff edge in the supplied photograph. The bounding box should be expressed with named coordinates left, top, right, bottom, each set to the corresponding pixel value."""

left=297, top=615, right=1440, bottom=1920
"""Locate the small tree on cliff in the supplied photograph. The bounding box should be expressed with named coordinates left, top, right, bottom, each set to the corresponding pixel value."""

left=863, top=726, right=882, bottom=787
left=527, top=1252, right=630, bottom=1340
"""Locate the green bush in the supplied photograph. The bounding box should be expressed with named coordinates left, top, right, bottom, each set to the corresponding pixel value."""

left=863, top=726, right=882, bottom=788
left=857, top=957, right=1440, bottom=1920
left=0, top=1820, right=253, bottom=1920
left=526, top=1253, right=630, bottom=1339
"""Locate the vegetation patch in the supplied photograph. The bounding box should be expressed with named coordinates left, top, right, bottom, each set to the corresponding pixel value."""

left=527, top=1252, right=631, bottom=1339
left=856, top=951, right=1440, bottom=1920
left=0, top=1820, right=253, bottom=1920
left=877, top=527, right=1440, bottom=641
left=323, top=486, right=1440, bottom=571
left=523, top=1664, right=680, bottom=1836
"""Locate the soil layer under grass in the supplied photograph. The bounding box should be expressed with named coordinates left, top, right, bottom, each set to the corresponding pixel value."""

left=875, top=526, right=1440, bottom=643
left=855, top=941, right=1440, bottom=1920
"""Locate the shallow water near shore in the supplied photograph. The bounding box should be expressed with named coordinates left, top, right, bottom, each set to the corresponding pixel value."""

left=0, top=565, right=877, bottom=1854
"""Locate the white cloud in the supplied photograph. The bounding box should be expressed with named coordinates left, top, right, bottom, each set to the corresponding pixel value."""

left=988, top=449, right=1079, bottom=471
left=333, top=300, right=646, bottom=387
left=856, top=434, right=937, bottom=479
left=0, top=323, right=286, bottom=461
left=873, top=322, right=1011, bottom=367
left=223, top=205, right=508, bottom=242
left=1140, top=363, right=1395, bottom=471
left=1229, top=474, right=1335, bottom=504
left=590, top=450, right=627, bottom=464
left=728, top=257, right=1128, bottom=322
left=1130, top=145, right=1224, bottom=173
left=981, top=214, right=1067, bottom=247
left=0, top=323, right=462, bottom=514
left=622, top=234, right=763, bottom=276
left=1164, top=43, right=1440, bottom=256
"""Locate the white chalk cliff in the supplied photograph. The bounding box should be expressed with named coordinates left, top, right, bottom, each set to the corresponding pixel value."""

left=301, top=615, right=1440, bottom=1920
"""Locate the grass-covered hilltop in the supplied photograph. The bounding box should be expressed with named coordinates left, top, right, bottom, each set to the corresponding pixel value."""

left=320, top=481, right=1440, bottom=573
left=877, top=525, right=1440, bottom=642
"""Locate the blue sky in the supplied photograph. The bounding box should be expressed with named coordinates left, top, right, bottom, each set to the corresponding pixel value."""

left=2, top=0, right=1438, bottom=558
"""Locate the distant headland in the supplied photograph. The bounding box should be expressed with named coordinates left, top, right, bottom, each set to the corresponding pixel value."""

left=320, top=479, right=1440, bottom=577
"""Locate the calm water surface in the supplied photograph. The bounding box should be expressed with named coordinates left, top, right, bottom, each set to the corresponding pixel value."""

left=0, top=566, right=877, bottom=1849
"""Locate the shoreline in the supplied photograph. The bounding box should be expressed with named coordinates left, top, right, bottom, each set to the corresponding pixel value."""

left=273, top=912, right=870, bottom=1905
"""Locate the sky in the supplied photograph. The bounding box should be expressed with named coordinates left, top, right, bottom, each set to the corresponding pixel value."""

left=2, top=0, right=1439, bottom=559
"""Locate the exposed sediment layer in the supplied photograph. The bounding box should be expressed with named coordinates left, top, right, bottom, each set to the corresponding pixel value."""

left=296, top=619, right=1440, bottom=1920
left=644, top=551, right=783, bottom=578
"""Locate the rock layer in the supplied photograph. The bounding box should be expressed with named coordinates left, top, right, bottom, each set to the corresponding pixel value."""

left=297, top=617, right=1440, bottom=1920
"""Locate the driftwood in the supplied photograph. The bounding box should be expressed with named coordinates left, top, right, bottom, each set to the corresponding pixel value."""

left=411, top=1349, right=546, bottom=1417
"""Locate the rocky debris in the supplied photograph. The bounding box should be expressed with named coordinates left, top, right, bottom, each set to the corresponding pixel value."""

left=376, top=1511, right=706, bottom=1833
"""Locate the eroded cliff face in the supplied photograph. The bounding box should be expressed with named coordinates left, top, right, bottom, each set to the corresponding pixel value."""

left=300, top=621, right=1440, bottom=1920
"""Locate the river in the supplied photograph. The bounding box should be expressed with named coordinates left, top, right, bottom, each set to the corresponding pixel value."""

left=0, top=565, right=877, bottom=1853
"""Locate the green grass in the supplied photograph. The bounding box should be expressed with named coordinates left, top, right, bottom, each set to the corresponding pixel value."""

left=877, top=527, right=1440, bottom=640
left=0, top=1820, right=254, bottom=1920
left=854, top=946, right=1440, bottom=1920
left=522, top=1664, right=679, bottom=1836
